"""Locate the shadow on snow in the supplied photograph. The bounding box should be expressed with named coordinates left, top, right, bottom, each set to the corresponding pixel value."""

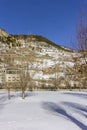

left=63, top=92, right=87, bottom=99
left=42, top=102, right=87, bottom=130
left=63, top=102, right=87, bottom=118
left=7, top=91, right=37, bottom=99
left=0, top=93, right=7, bottom=110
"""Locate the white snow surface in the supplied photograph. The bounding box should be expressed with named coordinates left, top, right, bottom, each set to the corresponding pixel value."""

left=0, top=90, right=87, bottom=130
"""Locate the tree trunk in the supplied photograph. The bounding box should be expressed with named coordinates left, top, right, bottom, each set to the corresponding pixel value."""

left=8, top=88, right=10, bottom=100
left=22, top=90, right=25, bottom=99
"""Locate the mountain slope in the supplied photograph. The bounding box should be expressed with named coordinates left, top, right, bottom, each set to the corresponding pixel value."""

left=0, top=29, right=86, bottom=89
left=12, top=34, right=72, bottom=51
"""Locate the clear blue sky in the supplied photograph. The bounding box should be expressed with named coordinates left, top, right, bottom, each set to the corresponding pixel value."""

left=0, top=0, right=84, bottom=48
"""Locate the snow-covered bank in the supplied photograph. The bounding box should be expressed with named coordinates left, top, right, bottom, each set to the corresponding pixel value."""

left=0, top=90, right=87, bottom=130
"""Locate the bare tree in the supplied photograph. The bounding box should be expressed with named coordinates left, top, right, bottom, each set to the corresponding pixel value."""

left=71, top=8, right=87, bottom=89
left=76, top=9, right=87, bottom=50
left=5, top=82, right=11, bottom=99
left=18, top=69, right=32, bottom=99
left=3, top=51, right=15, bottom=99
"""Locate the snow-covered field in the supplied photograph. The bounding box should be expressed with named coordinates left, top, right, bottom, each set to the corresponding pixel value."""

left=0, top=90, right=87, bottom=130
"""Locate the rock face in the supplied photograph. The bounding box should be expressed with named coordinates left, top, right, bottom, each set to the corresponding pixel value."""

left=0, top=29, right=9, bottom=37
left=0, top=29, right=87, bottom=89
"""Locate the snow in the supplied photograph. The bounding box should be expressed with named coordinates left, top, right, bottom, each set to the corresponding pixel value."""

left=0, top=90, right=87, bottom=130
left=64, top=61, right=75, bottom=67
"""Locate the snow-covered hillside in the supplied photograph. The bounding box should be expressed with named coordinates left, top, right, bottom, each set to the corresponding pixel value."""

left=0, top=29, right=86, bottom=89
left=0, top=90, right=87, bottom=130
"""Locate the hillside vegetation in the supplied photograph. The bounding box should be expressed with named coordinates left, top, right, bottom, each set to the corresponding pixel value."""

left=0, top=29, right=87, bottom=90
